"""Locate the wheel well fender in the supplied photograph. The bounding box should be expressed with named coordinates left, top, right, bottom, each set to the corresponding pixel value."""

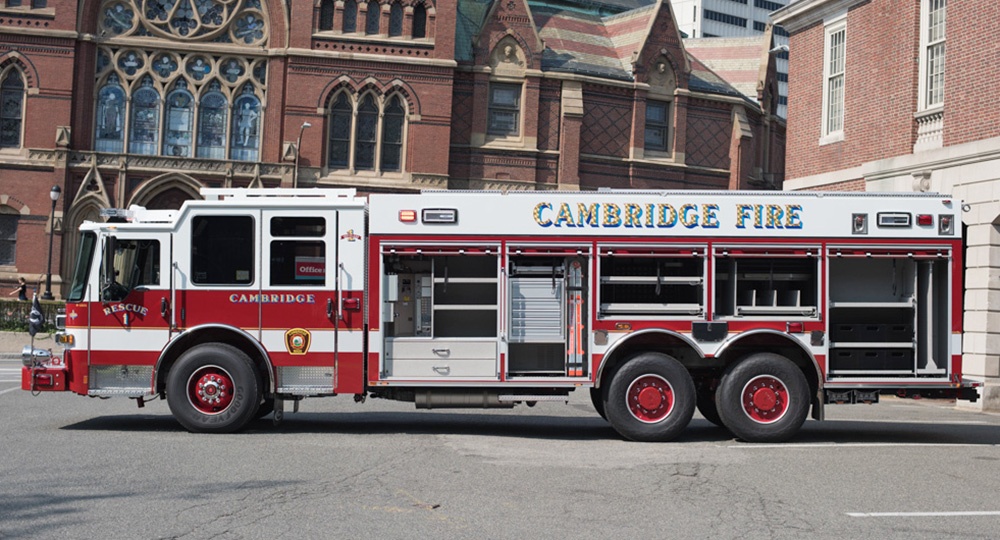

left=595, top=329, right=704, bottom=389
left=155, top=324, right=274, bottom=395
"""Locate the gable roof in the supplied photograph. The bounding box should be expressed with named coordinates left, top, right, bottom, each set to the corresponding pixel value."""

left=457, top=0, right=754, bottom=104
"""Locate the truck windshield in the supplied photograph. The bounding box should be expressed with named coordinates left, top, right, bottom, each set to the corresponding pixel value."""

left=66, top=232, right=96, bottom=302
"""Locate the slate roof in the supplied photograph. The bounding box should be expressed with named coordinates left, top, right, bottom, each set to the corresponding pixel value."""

left=683, top=36, right=769, bottom=104
left=456, top=0, right=756, bottom=103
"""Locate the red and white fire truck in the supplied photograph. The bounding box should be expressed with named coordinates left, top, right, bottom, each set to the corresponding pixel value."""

left=23, top=188, right=980, bottom=442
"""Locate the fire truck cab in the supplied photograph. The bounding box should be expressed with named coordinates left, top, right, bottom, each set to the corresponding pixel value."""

left=24, top=188, right=980, bottom=443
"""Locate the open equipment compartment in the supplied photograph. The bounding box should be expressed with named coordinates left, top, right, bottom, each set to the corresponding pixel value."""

left=827, top=247, right=951, bottom=378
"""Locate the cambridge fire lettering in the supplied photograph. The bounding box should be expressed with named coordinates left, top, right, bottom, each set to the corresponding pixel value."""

left=230, top=294, right=317, bottom=304
left=533, top=202, right=803, bottom=230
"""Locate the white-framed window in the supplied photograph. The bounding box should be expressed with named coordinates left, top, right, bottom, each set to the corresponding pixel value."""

left=918, top=0, right=946, bottom=110
left=820, top=17, right=846, bottom=142
left=488, top=82, right=521, bottom=136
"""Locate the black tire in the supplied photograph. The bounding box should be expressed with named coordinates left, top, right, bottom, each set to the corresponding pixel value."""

left=604, top=353, right=695, bottom=442
left=589, top=387, right=607, bottom=420
left=696, top=389, right=724, bottom=427
left=166, top=343, right=262, bottom=433
left=716, top=353, right=810, bottom=443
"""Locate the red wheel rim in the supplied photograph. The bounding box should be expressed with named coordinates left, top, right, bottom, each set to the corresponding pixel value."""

left=740, top=375, right=789, bottom=424
left=187, top=365, right=235, bottom=415
left=626, top=375, right=675, bottom=423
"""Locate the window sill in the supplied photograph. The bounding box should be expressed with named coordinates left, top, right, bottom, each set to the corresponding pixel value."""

left=819, top=131, right=843, bottom=146
left=0, top=7, right=55, bottom=19
left=312, top=31, right=434, bottom=47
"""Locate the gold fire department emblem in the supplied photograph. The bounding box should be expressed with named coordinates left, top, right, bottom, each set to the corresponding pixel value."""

left=284, top=328, right=311, bottom=355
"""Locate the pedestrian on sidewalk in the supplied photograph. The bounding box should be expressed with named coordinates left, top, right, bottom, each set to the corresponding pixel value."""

left=8, top=277, right=27, bottom=301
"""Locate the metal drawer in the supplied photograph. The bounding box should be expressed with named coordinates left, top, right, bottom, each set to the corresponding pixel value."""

left=386, top=358, right=498, bottom=378
left=385, top=339, right=497, bottom=359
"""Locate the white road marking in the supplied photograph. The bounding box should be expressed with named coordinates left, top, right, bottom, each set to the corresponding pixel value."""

left=847, top=511, right=1000, bottom=518
left=0, top=386, right=21, bottom=395
left=724, top=443, right=999, bottom=449
left=830, top=418, right=990, bottom=425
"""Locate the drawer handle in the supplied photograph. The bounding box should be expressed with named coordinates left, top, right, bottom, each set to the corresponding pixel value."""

left=433, top=365, right=451, bottom=374
left=432, top=348, right=451, bottom=355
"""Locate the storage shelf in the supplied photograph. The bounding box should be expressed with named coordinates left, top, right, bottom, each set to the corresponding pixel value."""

left=600, top=276, right=702, bottom=285
left=830, top=342, right=914, bottom=349
left=736, top=305, right=817, bottom=316
left=829, top=301, right=914, bottom=308
left=433, top=304, right=497, bottom=310
left=600, top=302, right=702, bottom=315
left=433, top=277, right=497, bottom=283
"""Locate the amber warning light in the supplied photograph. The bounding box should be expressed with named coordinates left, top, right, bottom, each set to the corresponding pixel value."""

left=398, top=210, right=417, bottom=222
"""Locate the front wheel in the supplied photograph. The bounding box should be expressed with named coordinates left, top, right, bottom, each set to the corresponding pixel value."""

left=604, top=353, right=695, bottom=442
left=716, top=353, right=810, bottom=443
left=166, top=343, right=262, bottom=433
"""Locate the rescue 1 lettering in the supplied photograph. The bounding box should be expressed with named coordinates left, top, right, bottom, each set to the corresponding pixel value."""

left=103, top=303, right=150, bottom=317
left=533, top=202, right=803, bottom=230
left=229, top=294, right=317, bottom=304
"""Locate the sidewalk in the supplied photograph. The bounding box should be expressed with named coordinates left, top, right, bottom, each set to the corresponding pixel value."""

left=0, top=331, right=49, bottom=359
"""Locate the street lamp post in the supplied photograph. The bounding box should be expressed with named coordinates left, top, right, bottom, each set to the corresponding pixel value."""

left=42, top=185, right=61, bottom=301
left=293, top=121, right=312, bottom=189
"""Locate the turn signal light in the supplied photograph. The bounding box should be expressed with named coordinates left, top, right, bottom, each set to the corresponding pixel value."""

left=398, top=210, right=417, bottom=222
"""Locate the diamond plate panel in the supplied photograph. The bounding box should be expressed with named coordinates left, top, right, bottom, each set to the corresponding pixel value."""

left=90, top=365, right=154, bottom=394
left=278, top=366, right=334, bottom=392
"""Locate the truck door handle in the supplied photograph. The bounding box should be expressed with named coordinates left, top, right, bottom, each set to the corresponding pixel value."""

left=327, top=298, right=334, bottom=318
left=161, top=297, right=168, bottom=317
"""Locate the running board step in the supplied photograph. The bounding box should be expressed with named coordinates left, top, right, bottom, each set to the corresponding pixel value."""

left=497, top=395, right=570, bottom=402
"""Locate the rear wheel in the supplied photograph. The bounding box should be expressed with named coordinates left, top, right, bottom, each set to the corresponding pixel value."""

left=166, top=343, right=261, bottom=433
left=605, top=353, right=695, bottom=442
left=716, top=353, right=809, bottom=443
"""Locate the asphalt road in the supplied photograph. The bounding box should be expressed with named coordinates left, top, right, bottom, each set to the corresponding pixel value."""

left=2, top=356, right=999, bottom=539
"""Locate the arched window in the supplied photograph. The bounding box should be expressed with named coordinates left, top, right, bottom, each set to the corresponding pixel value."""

left=230, top=85, right=260, bottom=161
left=365, top=0, right=380, bottom=35
left=95, top=75, right=127, bottom=153
left=381, top=95, right=404, bottom=171
left=388, top=2, right=403, bottom=37
left=129, top=76, right=160, bottom=155
left=319, top=0, right=334, bottom=31
left=0, top=205, right=17, bottom=266
left=327, top=92, right=352, bottom=168
left=163, top=80, right=194, bottom=157
left=343, top=0, right=358, bottom=32
left=0, top=69, right=24, bottom=148
left=354, top=94, right=378, bottom=170
left=412, top=3, right=426, bottom=38
left=197, top=81, right=228, bottom=159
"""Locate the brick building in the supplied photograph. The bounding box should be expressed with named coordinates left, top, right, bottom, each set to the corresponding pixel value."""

left=0, top=0, right=783, bottom=298
left=772, top=0, right=1000, bottom=410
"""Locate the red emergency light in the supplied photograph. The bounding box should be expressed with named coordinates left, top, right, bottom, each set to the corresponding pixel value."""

left=916, top=214, right=933, bottom=226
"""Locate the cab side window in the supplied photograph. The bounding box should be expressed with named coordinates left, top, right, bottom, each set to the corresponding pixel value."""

left=269, top=216, right=325, bottom=286
left=191, top=215, right=254, bottom=285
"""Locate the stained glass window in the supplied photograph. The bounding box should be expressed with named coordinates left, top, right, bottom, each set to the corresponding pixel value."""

left=381, top=95, right=404, bottom=171
left=412, top=4, right=426, bottom=38
left=95, top=74, right=126, bottom=153
left=0, top=70, right=24, bottom=149
left=343, top=0, right=357, bottom=32
left=355, top=95, right=377, bottom=170
left=328, top=93, right=351, bottom=168
left=163, top=80, right=194, bottom=157
left=319, top=0, right=334, bottom=31
left=389, top=3, right=403, bottom=37
left=365, top=0, right=380, bottom=35
left=230, top=86, right=260, bottom=161
left=129, top=76, right=160, bottom=155
left=197, top=82, right=228, bottom=159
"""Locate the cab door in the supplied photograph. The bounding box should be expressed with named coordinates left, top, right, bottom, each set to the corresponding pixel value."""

left=90, top=231, right=174, bottom=385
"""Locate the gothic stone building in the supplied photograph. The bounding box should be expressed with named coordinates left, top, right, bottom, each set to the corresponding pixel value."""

left=0, top=0, right=784, bottom=297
